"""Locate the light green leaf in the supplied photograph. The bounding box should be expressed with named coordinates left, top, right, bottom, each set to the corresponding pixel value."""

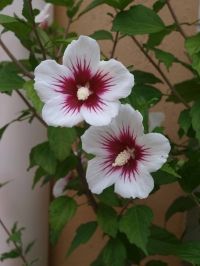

left=49, top=196, right=77, bottom=245
left=119, top=205, right=153, bottom=254
left=190, top=100, right=200, bottom=141
left=90, top=30, right=113, bottom=40
left=113, top=5, right=165, bottom=35
left=67, top=221, right=97, bottom=256
left=153, top=48, right=176, bottom=70
left=24, top=80, right=43, bottom=113
left=165, top=196, right=195, bottom=221
left=97, top=204, right=118, bottom=237
left=29, top=142, right=57, bottom=174
left=0, top=14, right=17, bottom=24
left=48, top=127, right=77, bottom=161
left=185, top=33, right=200, bottom=56
left=0, top=0, right=14, bottom=10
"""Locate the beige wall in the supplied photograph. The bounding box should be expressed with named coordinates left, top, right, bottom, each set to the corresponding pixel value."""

left=51, top=1, right=198, bottom=265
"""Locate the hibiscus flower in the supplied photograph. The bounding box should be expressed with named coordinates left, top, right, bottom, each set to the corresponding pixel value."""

left=81, top=104, right=170, bottom=199
left=34, top=36, right=134, bottom=127
left=35, top=3, right=53, bottom=29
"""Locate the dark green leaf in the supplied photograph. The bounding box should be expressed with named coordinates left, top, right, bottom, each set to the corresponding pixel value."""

left=49, top=196, right=77, bottom=245
left=22, top=0, right=32, bottom=21
left=0, top=0, right=14, bottom=10
left=105, top=0, right=133, bottom=9
left=48, top=127, right=77, bottom=161
left=32, top=167, right=47, bottom=189
left=165, top=196, right=195, bottom=221
left=113, top=5, right=165, bottom=35
left=102, top=239, right=127, bottom=266
left=97, top=204, right=118, bottom=237
left=119, top=205, right=153, bottom=254
left=178, top=109, right=191, bottom=135
left=25, top=241, right=35, bottom=255
left=97, top=186, right=120, bottom=206
left=29, top=142, right=57, bottom=174
left=90, top=30, right=113, bottom=40
left=0, top=124, right=8, bottom=140
left=0, top=249, right=20, bottom=261
left=175, top=241, right=200, bottom=264
left=67, top=221, right=97, bottom=256
left=0, top=65, right=25, bottom=93
left=134, top=70, right=162, bottom=85
left=153, top=163, right=180, bottom=186
left=79, top=0, right=104, bottom=17
left=167, top=79, right=200, bottom=103
left=190, top=100, right=200, bottom=141
left=153, top=0, right=166, bottom=12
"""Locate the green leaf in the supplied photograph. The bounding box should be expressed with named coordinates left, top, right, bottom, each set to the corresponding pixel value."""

left=153, top=0, right=166, bottom=12
left=0, top=0, right=14, bottom=10
left=0, top=124, right=8, bottom=140
left=79, top=0, right=104, bottom=17
left=102, top=239, right=127, bottom=266
left=165, top=196, right=195, bottom=221
left=146, top=260, right=167, bottom=266
left=67, top=221, right=97, bottom=256
left=178, top=109, right=191, bottom=135
left=134, top=70, right=162, bottom=85
left=185, top=33, right=200, bottom=56
left=29, top=142, right=57, bottom=174
left=22, top=0, right=32, bottom=21
left=32, top=167, right=47, bottom=189
left=153, top=48, right=176, bottom=69
left=119, top=205, right=153, bottom=254
left=175, top=241, right=200, bottom=264
left=97, top=204, right=118, bottom=237
left=167, top=79, right=200, bottom=103
left=113, top=5, right=165, bottom=35
left=49, top=196, right=77, bottom=245
left=0, top=14, right=17, bottom=24
left=24, top=81, right=43, bottom=113
left=0, top=249, right=20, bottom=261
left=48, top=127, right=77, bottom=161
left=97, top=186, right=120, bottom=206
left=90, top=30, right=113, bottom=41
left=0, top=65, right=25, bottom=93
left=105, top=0, right=133, bottom=9
left=190, top=100, right=200, bottom=141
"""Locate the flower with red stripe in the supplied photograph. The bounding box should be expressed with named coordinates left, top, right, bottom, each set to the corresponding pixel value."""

left=81, top=104, right=170, bottom=199
left=34, top=36, right=134, bottom=127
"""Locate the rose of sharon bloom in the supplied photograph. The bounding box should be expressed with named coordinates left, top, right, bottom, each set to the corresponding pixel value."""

left=34, top=36, right=134, bottom=127
left=35, top=3, right=53, bottom=29
left=81, top=104, right=170, bottom=199
left=148, top=112, right=165, bottom=132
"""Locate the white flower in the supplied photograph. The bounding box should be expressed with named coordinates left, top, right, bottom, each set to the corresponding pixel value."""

left=148, top=112, right=165, bottom=132
left=81, top=104, right=170, bottom=199
left=35, top=4, right=53, bottom=28
left=34, top=36, right=134, bottom=127
left=53, top=175, right=69, bottom=198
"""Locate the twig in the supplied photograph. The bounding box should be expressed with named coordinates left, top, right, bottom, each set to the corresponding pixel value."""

left=76, top=155, right=98, bottom=213
left=16, top=90, right=47, bottom=128
left=56, top=18, right=72, bottom=59
left=110, top=31, right=119, bottom=58
left=131, top=36, right=190, bottom=109
left=27, top=0, right=47, bottom=60
left=0, top=39, right=34, bottom=79
left=0, top=218, right=28, bottom=265
left=166, top=0, right=187, bottom=40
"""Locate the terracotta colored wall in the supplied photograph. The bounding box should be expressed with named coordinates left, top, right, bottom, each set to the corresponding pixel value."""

left=51, top=1, right=198, bottom=265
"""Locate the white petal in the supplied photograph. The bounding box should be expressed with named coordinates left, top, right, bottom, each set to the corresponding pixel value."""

left=53, top=177, right=68, bottom=198
left=63, top=36, right=100, bottom=73
left=114, top=163, right=154, bottom=199
left=97, top=59, right=134, bottom=101
left=35, top=4, right=53, bottom=26
left=34, top=60, right=72, bottom=102
left=137, top=133, right=171, bottom=172
left=42, top=95, right=83, bottom=127
left=111, top=104, right=144, bottom=138
left=81, top=124, right=116, bottom=156
left=81, top=100, right=120, bottom=126
left=149, top=112, right=165, bottom=132
left=86, top=157, right=118, bottom=194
